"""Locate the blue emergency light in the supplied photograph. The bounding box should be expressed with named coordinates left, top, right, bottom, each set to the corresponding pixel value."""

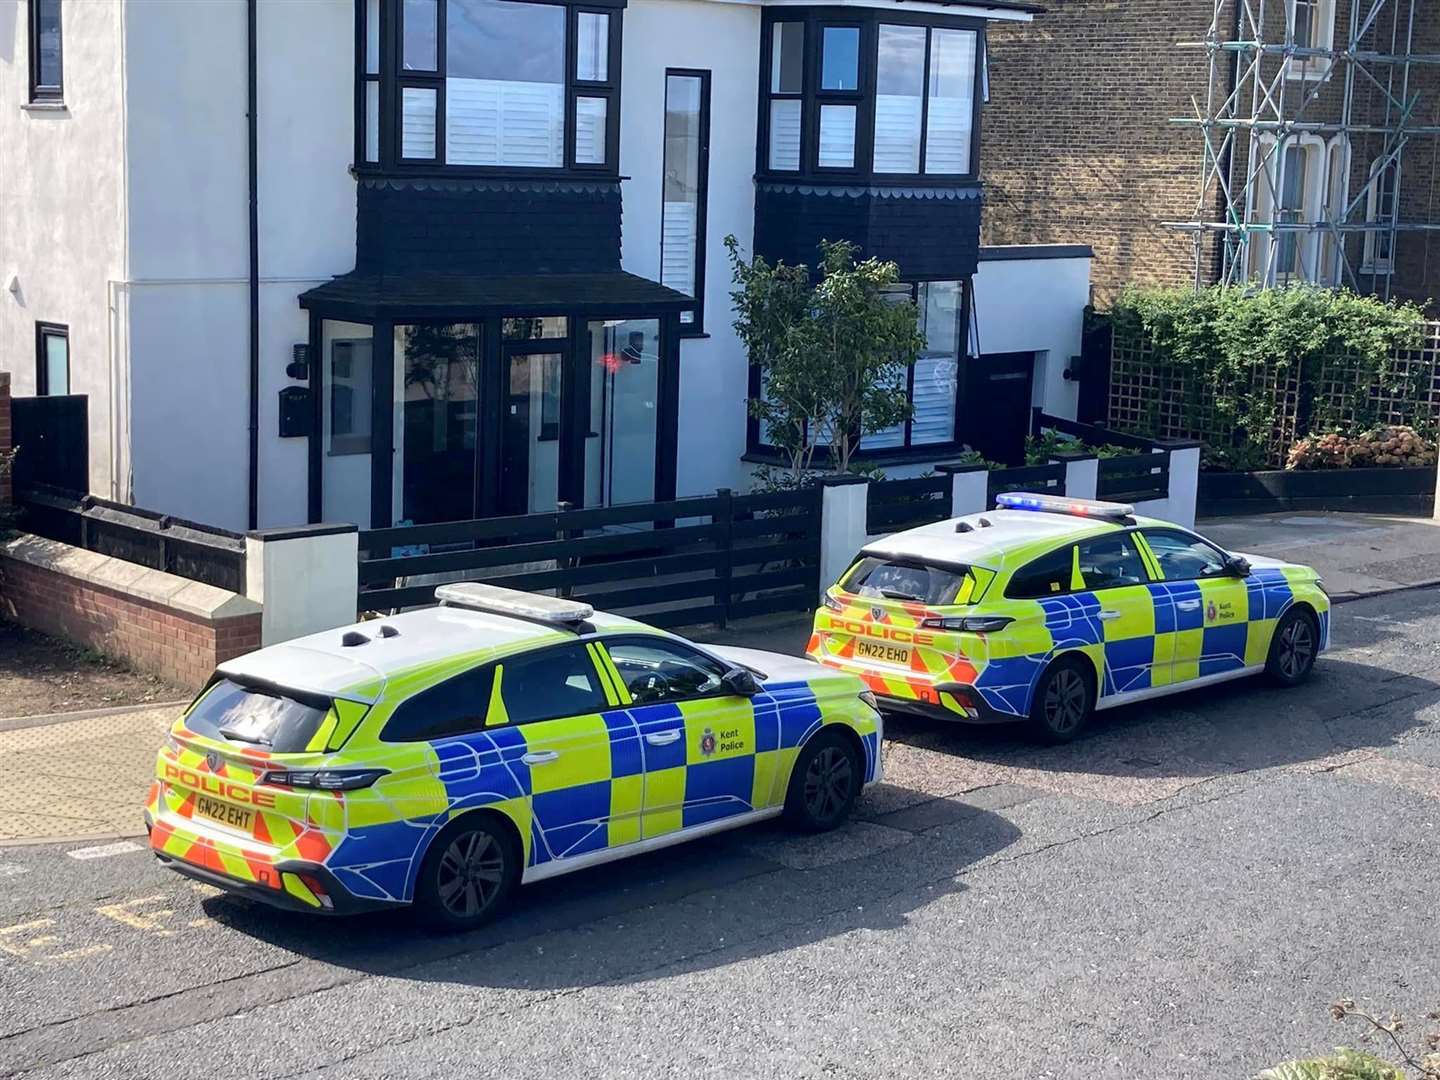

left=995, top=491, right=1135, bottom=522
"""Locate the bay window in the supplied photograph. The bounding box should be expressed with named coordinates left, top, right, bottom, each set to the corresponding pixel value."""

left=359, top=0, right=622, bottom=173
left=761, top=10, right=983, bottom=181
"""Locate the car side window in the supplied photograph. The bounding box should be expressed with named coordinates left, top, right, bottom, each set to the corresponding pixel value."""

left=382, top=665, right=495, bottom=742
left=1142, top=529, right=1229, bottom=582
left=494, top=645, right=609, bottom=724
left=605, top=639, right=730, bottom=705
left=1006, top=545, right=1075, bottom=600
left=1075, top=534, right=1150, bottom=591
left=381, top=644, right=607, bottom=741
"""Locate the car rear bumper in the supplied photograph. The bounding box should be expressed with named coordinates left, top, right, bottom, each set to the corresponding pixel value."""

left=873, top=686, right=1014, bottom=725
left=144, top=811, right=397, bottom=917
left=153, top=849, right=394, bottom=916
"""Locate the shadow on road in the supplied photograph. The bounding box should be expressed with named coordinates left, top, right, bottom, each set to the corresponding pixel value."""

left=198, top=792, right=1020, bottom=990
left=885, top=655, right=1439, bottom=783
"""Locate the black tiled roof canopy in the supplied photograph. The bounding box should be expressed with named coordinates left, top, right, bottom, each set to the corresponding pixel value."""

left=299, top=271, right=693, bottom=320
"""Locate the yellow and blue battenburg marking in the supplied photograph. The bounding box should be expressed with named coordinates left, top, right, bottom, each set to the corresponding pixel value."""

left=809, top=515, right=1329, bottom=722
left=148, top=623, right=880, bottom=911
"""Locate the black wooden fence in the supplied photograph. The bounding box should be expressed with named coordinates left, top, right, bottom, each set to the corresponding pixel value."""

left=987, top=463, right=1065, bottom=507
left=357, top=487, right=822, bottom=628
left=1097, top=453, right=1170, bottom=503
left=11, top=394, right=88, bottom=493
left=16, top=486, right=248, bottom=594
left=865, top=475, right=951, bottom=535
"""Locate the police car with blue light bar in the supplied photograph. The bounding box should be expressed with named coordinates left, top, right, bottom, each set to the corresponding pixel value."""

left=148, top=584, right=882, bottom=929
left=808, top=493, right=1330, bottom=742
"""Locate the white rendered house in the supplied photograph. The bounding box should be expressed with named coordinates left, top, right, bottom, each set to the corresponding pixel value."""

left=1, top=0, right=1090, bottom=532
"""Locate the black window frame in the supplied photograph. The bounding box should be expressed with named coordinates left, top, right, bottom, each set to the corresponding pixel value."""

left=812, top=22, right=864, bottom=174
left=745, top=277, right=974, bottom=463
left=600, top=635, right=736, bottom=707
left=660, top=68, right=712, bottom=337
left=27, top=0, right=63, bottom=104
left=756, top=6, right=985, bottom=186
left=358, top=0, right=624, bottom=178
left=35, top=322, right=69, bottom=396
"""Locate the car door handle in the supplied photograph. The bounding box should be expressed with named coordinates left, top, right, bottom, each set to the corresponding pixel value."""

left=521, top=751, right=560, bottom=764
left=1176, top=600, right=1202, bottom=611
left=1097, top=610, right=1123, bottom=621
left=644, top=731, right=682, bottom=746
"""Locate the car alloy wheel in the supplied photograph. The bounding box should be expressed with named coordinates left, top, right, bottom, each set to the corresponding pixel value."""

left=1276, top=616, right=1315, bottom=680
left=803, top=745, right=854, bottom=823
left=1042, top=666, right=1089, bottom=735
left=435, top=829, right=506, bottom=921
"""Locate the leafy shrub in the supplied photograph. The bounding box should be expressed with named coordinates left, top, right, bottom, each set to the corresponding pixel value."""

left=1109, top=285, right=1428, bottom=469
left=1260, top=1000, right=1440, bottom=1080
left=1286, top=425, right=1437, bottom=471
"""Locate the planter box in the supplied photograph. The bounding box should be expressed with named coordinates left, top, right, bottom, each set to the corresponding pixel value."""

left=1198, top=465, right=1436, bottom=517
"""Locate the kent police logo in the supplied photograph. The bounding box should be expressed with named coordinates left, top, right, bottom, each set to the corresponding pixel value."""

left=205, top=751, right=221, bottom=773
left=871, top=607, right=886, bottom=622
left=700, top=728, right=717, bottom=757
left=1206, top=600, right=1218, bottom=622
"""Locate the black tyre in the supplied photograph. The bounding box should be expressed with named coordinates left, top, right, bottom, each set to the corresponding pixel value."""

left=784, top=728, right=862, bottom=832
left=1265, top=607, right=1319, bottom=686
left=413, top=814, right=520, bottom=932
left=1027, top=655, right=1096, bottom=744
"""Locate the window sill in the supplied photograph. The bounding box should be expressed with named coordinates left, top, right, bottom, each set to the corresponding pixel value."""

left=677, top=330, right=710, bottom=340
left=22, top=101, right=68, bottom=113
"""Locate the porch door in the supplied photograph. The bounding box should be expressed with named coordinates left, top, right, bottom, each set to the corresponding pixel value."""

left=959, top=351, right=1036, bottom=467
left=499, top=348, right=563, bottom=516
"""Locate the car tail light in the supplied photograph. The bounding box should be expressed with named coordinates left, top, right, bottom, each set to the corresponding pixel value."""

left=822, top=594, right=844, bottom=613
left=261, top=769, right=387, bottom=791
left=920, top=615, right=1013, bottom=633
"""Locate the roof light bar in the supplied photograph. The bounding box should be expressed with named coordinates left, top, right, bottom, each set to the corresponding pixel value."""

left=435, top=583, right=594, bottom=626
left=995, top=491, right=1135, bottom=522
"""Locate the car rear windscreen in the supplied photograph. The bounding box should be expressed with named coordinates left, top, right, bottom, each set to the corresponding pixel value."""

left=185, top=678, right=331, bottom=753
left=841, top=556, right=978, bottom=605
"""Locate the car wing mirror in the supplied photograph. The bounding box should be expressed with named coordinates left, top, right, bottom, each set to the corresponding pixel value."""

left=1225, top=555, right=1251, bottom=577
left=722, top=667, right=760, bottom=697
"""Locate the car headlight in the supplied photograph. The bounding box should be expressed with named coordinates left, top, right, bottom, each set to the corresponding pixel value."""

left=858, top=690, right=879, bottom=710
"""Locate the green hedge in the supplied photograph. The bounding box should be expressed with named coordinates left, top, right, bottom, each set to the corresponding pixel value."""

left=1108, top=285, right=1429, bottom=469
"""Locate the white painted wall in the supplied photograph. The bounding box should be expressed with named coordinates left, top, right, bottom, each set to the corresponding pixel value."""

left=620, top=0, right=761, bottom=500
left=0, top=0, right=125, bottom=497
left=122, top=0, right=353, bottom=531
left=971, top=251, right=1091, bottom=424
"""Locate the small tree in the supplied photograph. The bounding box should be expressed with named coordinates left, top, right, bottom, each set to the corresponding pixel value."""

left=727, top=236, right=925, bottom=480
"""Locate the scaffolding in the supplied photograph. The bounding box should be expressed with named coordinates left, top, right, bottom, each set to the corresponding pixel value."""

left=1167, top=0, right=1440, bottom=298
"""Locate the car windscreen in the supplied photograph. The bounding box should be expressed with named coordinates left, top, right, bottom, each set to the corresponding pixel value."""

left=185, top=678, right=332, bottom=753
left=840, top=556, right=978, bottom=606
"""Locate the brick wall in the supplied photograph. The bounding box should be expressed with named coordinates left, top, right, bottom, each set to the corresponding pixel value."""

left=982, top=0, right=1440, bottom=306
left=0, top=536, right=262, bottom=690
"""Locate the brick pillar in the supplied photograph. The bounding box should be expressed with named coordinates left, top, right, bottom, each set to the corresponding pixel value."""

left=0, top=372, right=12, bottom=507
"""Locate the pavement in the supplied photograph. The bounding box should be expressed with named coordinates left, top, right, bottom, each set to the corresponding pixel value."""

left=1202, top=510, right=1440, bottom=600
left=0, top=511, right=1436, bottom=1076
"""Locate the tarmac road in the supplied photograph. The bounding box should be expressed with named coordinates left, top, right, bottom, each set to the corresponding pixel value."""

left=1, top=586, right=1438, bottom=1079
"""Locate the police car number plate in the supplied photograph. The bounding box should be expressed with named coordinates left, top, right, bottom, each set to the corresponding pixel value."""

left=855, top=639, right=911, bottom=665
left=195, top=795, right=254, bottom=833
